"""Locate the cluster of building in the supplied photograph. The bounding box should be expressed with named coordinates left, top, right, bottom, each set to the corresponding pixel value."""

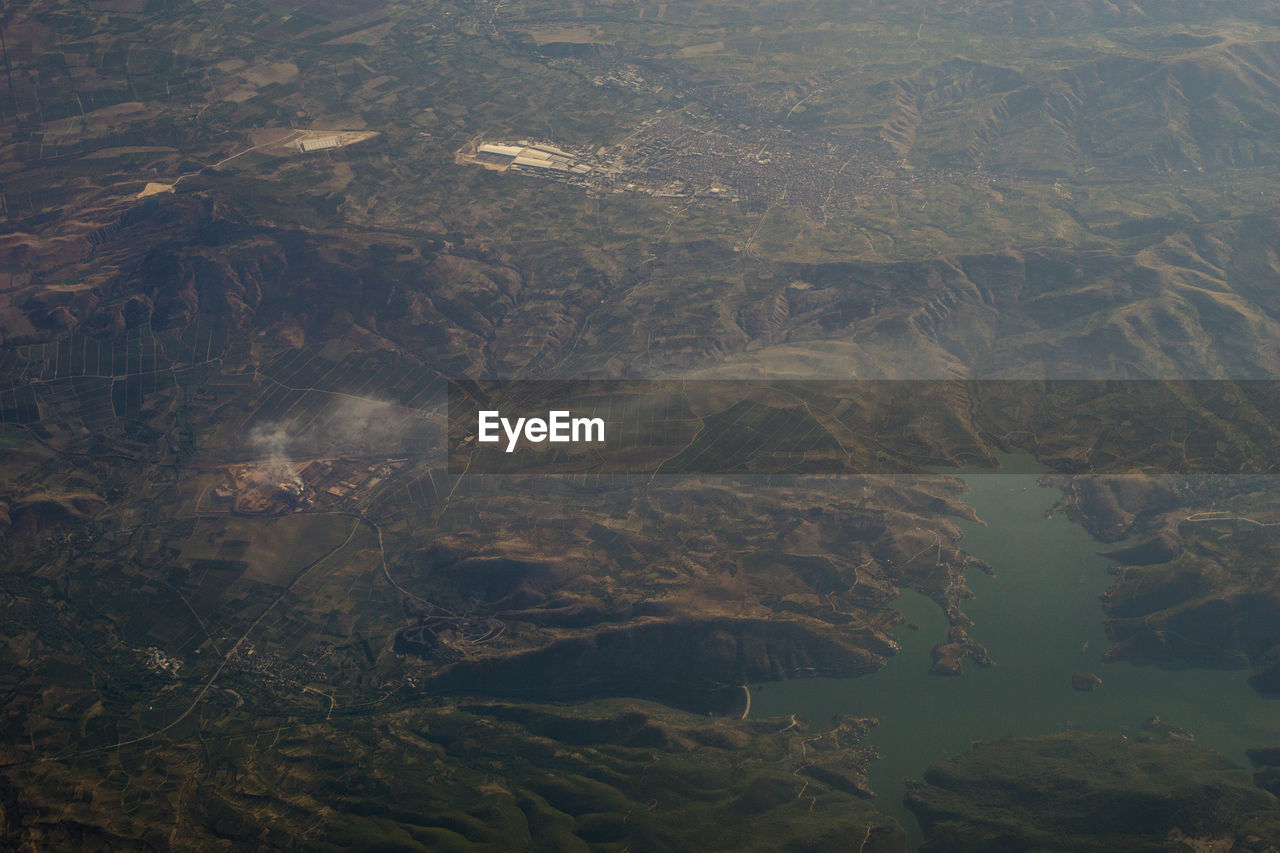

left=463, top=113, right=984, bottom=213
left=212, top=457, right=405, bottom=516
left=228, top=641, right=328, bottom=692
left=298, top=457, right=407, bottom=508
left=142, top=646, right=182, bottom=677
left=591, top=64, right=657, bottom=94
left=213, top=463, right=304, bottom=515
left=611, top=115, right=906, bottom=211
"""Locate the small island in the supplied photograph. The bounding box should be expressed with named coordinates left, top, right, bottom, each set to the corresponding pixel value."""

left=1071, top=672, right=1103, bottom=692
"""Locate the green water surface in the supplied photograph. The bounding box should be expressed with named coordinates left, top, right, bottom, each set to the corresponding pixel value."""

left=749, top=463, right=1280, bottom=843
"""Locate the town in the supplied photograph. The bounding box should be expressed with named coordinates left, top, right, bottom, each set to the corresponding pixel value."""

left=459, top=107, right=983, bottom=214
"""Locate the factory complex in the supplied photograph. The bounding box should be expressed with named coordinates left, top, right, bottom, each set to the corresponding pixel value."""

left=470, top=140, right=596, bottom=175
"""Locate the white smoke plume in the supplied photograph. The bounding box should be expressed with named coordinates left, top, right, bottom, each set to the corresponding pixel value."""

left=248, top=424, right=303, bottom=487
left=308, top=397, right=442, bottom=456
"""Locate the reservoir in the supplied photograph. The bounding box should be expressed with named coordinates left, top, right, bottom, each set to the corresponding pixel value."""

left=749, top=462, right=1280, bottom=843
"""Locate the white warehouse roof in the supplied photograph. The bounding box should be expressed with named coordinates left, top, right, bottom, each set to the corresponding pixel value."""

left=512, top=155, right=557, bottom=168
left=478, top=143, right=523, bottom=157
left=301, top=136, right=342, bottom=152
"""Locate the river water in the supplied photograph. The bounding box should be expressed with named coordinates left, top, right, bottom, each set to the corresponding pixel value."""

left=749, top=462, right=1280, bottom=844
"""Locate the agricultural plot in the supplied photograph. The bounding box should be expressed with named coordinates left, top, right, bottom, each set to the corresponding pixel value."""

left=0, top=323, right=185, bottom=426
left=157, top=315, right=230, bottom=366
left=261, top=346, right=448, bottom=411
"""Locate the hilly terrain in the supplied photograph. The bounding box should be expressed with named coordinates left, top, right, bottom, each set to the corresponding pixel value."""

left=3, top=0, right=1280, bottom=849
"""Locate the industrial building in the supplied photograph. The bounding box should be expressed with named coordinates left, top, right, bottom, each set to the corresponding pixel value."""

left=478, top=143, right=523, bottom=158
left=300, top=135, right=344, bottom=153
left=471, top=140, right=594, bottom=175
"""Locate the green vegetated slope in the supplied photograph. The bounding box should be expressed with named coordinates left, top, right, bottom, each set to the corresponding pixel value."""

left=1052, top=475, right=1280, bottom=695
left=906, top=723, right=1280, bottom=851
left=0, top=700, right=906, bottom=852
